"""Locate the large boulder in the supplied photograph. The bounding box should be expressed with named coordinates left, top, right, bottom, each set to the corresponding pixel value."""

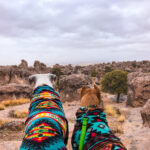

left=0, top=83, right=32, bottom=101
left=0, top=67, right=11, bottom=85
left=34, top=60, right=47, bottom=72
left=59, top=74, right=92, bottom=102
left=9, top=68, right=31, bottom=84
left=127, top=72, right=150, bottom=107
left=141, top=99, right=150, bottom=127
left=0, top=67, right=31, bottom=85
left=19, top=59, right=28, bottom=69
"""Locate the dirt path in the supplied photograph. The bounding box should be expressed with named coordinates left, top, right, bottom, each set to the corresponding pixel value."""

left=0, top=103, right=29, bottom=121
left=121, top=107, right=150, bottom=150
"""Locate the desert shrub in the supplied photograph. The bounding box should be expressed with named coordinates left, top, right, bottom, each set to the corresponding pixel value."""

left=91, top=69, right=98, bottom=77
left=0, top=119, right=10, bottom=126
left=101, top=70, right=128, bottom=103
left=0, top=104, right=5, bottom=110
left=0, top=98, right=30, bottom=108
left=118, top=114, right=125, bottom=123
left=52, top=67, right=63, bottom=89
left=9, top=110, right=28, bottom=118
left=12, top=65, right=18, bottom=68
left=105, top=105, right=118, bottom=117
left=112, top=125, right=123, bottom=134
left=132, top=62, right=137, bottom=68
left=105, top=105, right=126, bottom=122
left=105, top=66, right=113, bottom=73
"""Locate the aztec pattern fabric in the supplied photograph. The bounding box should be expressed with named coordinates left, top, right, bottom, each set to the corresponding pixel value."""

left=71, top=106, right=126, bottom=150
left=20, top=85, right=68, bottom=150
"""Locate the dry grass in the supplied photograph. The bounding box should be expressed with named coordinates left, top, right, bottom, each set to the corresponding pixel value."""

left=0, top=119, right=10, bottom=126
left=105, top=105, right=118, bottom=117
left=9, top=110, right=28, bottom=118
left=0, top=99, right=30, bottom=110
left=105, top=105, right=126, bottom=122
left=0, top=104, right=5, bottom=110
left=108, top=119, right=124, bottom=134
left=105, top=104, right=126, bottom=135
left=113, top=125, right=124, bottom=134
left=118, top=114, right=126, bottom=123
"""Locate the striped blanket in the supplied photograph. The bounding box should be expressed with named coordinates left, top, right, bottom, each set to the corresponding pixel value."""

left=72, top=106, right=126, bottom=150
left=20, top=85, right=68, bottom=150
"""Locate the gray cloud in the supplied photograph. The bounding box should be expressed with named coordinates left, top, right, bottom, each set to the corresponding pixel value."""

left=0, top=0, right=150, bottom=65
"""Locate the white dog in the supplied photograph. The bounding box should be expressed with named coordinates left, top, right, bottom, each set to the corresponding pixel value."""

left=20, top=73, right=68, bottom=150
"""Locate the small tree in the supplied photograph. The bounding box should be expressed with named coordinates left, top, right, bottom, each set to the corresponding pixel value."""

left=132, top=62, right=137, bottom=68
left=104, top=66, right=113, bottom=73
left=91, top=69, right=98, bottom=77
left=101, top=70, right=128, bottom=103
left=51, top=67, right=63, bottom=89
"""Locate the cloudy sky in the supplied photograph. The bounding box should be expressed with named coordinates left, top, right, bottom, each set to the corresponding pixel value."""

left=0, top=0, right=150, bottom=66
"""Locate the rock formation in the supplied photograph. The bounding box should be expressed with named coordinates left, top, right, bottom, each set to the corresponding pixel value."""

left=0, top=83, right=32, bottom=101
left=59, top=74, right=92, bottom=101
left=141, top=99, right=150, bottom=127
left=19, top=59, right=28, bottom=69
left=1, top=60, right=150, bottom=102
left=0, top=67, right=31, bottom=85
left=34, top=60, right=47, bottom=72
left=127, top=72, right=150, bottom=107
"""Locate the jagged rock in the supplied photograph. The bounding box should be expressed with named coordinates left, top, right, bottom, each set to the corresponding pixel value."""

left=59, top=74, right=92, bottom=101
left=0, top=67, right=11, bottom=85
left=52, top=64, right=73, bottom=75
left=0, top=67, right=31, bottom=85
left=62, top=64, right=73, bottom=75
left=19, top=59, right=28, bottom=69
left=0, top=83, right=33, bottom=101
left=34, top=60, right=47, bottom=72
left=9, top=68, right=31, bottom=84
left=127, top=72, right=150, bottom=107
left=141, top=99, right=150, bottom=127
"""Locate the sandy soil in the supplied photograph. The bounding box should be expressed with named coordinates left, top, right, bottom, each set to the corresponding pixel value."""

left=0, top=95, right=150, bottom=150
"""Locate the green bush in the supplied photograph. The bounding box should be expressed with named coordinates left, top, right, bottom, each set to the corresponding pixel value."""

left=91, top=69, right=98, bottom=77
left=51, top=67, right=63, bottom=89
left=132, top=62, right=137, bottom=68
left=101, top=70, right=128, bottom=103
left=105, top=66, right=113, bottom=73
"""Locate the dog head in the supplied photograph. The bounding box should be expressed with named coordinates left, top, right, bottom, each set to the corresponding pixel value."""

left=29, top=73, right=56, bottom=88
left=80, top=84, right=101, bottom=107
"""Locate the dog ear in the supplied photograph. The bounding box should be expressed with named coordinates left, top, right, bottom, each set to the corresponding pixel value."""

left=28, top=75, right=36, bottom=86
left=93, top=84, right=101, bottom=99
left=49, top=74, right=57, bottom=82
left=94, top=84, right=100, bottom=92
left=81, top=86, right=88, bottom=97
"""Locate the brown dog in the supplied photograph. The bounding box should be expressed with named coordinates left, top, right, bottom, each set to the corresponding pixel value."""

left=71, top=85, right=126, bottom=150
left=80, top=85, right=102, bottom=108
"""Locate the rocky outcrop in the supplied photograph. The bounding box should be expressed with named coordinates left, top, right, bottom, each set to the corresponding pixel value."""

left=1, top=60, right=150, bottom=102
left=0, top=67, right=11, bottom=85
left=34, top=60, right=47, bottom=72
left=127, top=72, right=150, bottom=107
left=59, top=74, right=92, bottom=101
left=0, top=67, right=31, bottom=85
left=9, top=68, right=31, bottom=84
left=0, top=83, right=32, bottom=101
left=19, top=59, right=28, bottom=69
left=141, top=99, right=150, bottom=127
